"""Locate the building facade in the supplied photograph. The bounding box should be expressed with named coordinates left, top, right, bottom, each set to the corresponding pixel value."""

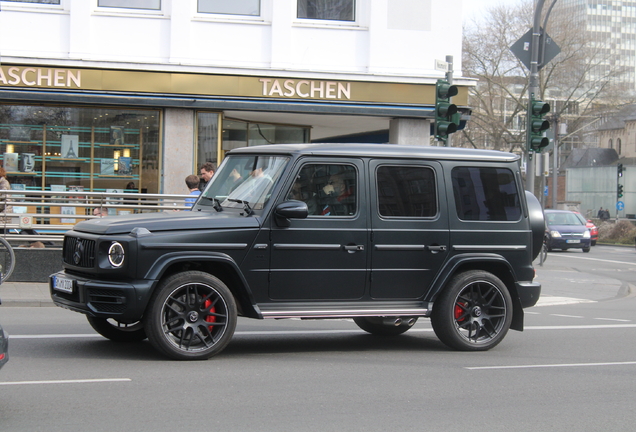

left=0, top=0, right=468, bottom=195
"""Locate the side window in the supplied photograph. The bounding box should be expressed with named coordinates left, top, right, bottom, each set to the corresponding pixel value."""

left=199, top=0, right=260, bottom=15
left=98, top=0, right=161, bottom=9
left=452, top=167, right=521, bottom=221
left=377, top=166, right=437, bottom=217
left=287, top=163, right=356, bottom=216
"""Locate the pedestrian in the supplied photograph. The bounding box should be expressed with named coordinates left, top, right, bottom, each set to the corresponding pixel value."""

left=93, top=207, right=106, bottom=217
left=185, top=174, right=201, bottom=209
left=597, top=207, right=605, bottom=219
left=199, top=162, right=216, bottom=192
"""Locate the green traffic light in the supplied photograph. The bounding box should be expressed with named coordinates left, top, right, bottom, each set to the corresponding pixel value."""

left=437, top=121, right=457, bottom=136
left=435, top=79, right=459, bottom=143
left=437, top=82, right=458, bottom=100
left=527, top=97, right=551, bottom=152
left=437, top=101, right=458, bottom=118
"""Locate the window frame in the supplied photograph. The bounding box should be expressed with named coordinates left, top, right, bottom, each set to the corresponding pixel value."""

left=375, top=164, right=438, bottom=219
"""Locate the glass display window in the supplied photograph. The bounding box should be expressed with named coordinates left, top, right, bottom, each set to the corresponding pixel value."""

left=0, top=104, right=161, bottom=194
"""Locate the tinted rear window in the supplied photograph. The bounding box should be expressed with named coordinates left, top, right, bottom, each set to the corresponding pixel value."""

left=377, top=166, right=437, bottom=217
left=452, top=167, right=521, bottom=221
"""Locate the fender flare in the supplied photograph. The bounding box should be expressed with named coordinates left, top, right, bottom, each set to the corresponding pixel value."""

left=142, top=251, right=261, bottom=318
left=426, top=253, right=524, bottom=331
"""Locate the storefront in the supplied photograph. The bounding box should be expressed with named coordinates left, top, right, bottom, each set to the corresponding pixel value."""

left=0, top=64, right=468, bottom=195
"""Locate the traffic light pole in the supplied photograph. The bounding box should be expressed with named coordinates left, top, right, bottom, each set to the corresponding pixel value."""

left=445, top=55, right=454, bottom=147
left=526, top=0, right=546, bottom=195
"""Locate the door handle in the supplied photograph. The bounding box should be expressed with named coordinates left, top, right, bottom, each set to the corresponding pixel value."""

left=427, top=245, right=447, bottom=252
left=344, top=245, right=365, bottom=252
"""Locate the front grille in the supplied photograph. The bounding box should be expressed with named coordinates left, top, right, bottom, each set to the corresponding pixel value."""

left=63, top=237, right=96, bottom=268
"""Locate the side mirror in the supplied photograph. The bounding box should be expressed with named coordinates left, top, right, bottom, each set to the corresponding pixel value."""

left=275, top=200, right=308, bottom=227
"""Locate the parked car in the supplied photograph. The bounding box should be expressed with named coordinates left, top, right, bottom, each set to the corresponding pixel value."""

left=0, top=299, right=7, bottom=370
left=574, top=212, right=598, bottom=246
left=50, top=144, right=545, bottom=360
left=545, top=209, right=592, bottom=252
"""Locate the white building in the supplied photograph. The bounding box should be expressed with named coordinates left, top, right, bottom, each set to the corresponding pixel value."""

left=0, top=0, right=467, bottom=194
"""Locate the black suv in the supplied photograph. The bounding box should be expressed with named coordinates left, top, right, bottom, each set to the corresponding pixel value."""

left=50, top=144, right=544, bottom=360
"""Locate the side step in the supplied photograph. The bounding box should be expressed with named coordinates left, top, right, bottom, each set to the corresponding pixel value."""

left=256, top=301, right=432, bottom=319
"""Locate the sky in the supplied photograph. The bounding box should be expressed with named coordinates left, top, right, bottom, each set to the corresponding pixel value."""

left=463, top=0, right=522, bottom=22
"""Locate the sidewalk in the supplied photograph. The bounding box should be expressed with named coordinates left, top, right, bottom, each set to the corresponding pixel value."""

left=0, top=282, right=53, bottom=307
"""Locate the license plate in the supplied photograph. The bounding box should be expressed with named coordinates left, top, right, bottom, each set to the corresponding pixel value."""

left=53, top=276, right=74, bottom=294
left=566, top=239, right=580, bottom=244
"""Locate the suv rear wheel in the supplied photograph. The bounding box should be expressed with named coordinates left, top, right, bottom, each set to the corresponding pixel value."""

left=145, top=271, right=237, bottom=360
left=431, top=270, right=512, bottom=351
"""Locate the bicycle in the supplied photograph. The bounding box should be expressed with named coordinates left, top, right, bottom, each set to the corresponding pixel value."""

left=0, top=237, right=16, bottom=283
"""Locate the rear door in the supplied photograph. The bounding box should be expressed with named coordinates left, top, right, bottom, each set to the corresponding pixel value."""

left=369, top=160, right=449, bottom=299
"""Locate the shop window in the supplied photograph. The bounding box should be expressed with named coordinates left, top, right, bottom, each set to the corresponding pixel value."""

left=297, top=0, right=355, bottom=21
left=217, top=118, right=309, bottom=156
left=1, top=0, right=60, bottom=3
left=198, top=0, right=260, bottom=16
left=0, top=105, right=161, bottom=194
left=98, top=0, right=161, bottom=10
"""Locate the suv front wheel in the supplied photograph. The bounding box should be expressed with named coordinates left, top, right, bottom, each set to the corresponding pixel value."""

left=144, top=271, right=237, bottom=360
left=431, top=270, right=512, bottom=351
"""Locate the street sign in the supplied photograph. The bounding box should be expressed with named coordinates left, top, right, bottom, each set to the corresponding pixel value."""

left=510, top=27, right=561, bottom=71
left=617, top=201, right=625, bottom=211
left=435, top=59, right=449, bottom=72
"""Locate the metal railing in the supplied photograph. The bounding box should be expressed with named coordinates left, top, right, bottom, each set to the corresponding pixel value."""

left=0, top=189, right=195, bottom=245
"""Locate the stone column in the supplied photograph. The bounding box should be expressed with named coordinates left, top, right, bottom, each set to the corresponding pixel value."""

left=162, top=108, right=195, bottom=194
left=388, top=118, right=431, bottom=146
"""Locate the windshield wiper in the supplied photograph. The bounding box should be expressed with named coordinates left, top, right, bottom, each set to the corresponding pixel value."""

left=227, top=198, right=253, bottom=216
left=202, top=197, right=223, bottom=212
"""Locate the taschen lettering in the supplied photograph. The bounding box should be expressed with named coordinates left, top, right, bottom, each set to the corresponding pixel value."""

left=259, top=78, right=351, bottom=100
left=0, top=67, right=81, bottom=88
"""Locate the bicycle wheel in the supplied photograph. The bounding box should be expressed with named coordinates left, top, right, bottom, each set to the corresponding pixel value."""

left=0, top=237, right=16, bottom=282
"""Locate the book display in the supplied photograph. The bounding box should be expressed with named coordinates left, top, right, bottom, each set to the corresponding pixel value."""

left=0, top=124, right=142, bottom=193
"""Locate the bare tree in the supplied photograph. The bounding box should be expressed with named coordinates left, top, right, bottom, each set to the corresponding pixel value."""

left=459, top=0, right=627, bottom=153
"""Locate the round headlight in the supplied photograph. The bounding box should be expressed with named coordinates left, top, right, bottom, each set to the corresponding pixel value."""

left=108, top=242, right=125, bottom=267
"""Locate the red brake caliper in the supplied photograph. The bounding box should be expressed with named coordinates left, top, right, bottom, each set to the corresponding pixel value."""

left=204, top=299, right=216, bottom=331
left=454, top=302, right=466, bottom=322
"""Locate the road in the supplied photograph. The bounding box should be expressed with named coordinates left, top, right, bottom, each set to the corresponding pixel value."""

left=1, top=245, right=635, bottom=431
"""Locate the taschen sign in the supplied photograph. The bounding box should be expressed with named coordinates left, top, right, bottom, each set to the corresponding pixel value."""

left=0, top=64, right=467, bottom=106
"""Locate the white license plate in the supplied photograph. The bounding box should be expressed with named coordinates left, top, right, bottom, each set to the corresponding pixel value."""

left=53, top=276, right=74, bottom=294
left=566, top=239, right=580, bottom=244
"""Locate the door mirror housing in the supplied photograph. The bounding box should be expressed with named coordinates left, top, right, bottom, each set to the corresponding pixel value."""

left=275, top=200, right=308, bottom=227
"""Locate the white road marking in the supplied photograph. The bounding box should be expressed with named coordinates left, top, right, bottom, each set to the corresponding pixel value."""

left=9, top=334, right=102, bottom=339
left=0, top=378, right=131, bottom=386
left=550, top=314, right=584, bottom=318
left=551, top=255, right=634, bottom=266
left=466, top=361, right=636, bottom=370
left=535, top=296, right=596, bottom=306
left=593, top=317, right=632, bottom=322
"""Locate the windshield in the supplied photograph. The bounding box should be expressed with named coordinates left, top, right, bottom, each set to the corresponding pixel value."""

left=546, top=212, right=585, bottom=226
left=200, top=155, right=290, bottom=210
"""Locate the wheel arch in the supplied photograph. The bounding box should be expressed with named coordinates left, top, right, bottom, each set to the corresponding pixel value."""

left=142, top=252, right=260, bottom=319
left=426, top=254, right=524, bottom=331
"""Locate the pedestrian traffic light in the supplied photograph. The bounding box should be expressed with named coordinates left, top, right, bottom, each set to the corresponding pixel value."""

left=617, top=163, right=624, bottom=177
left=435, top=79, right=459, bottom=145
left=527, top=98, right=550, bottom=152
left=617, top=184, right=624, bottom=199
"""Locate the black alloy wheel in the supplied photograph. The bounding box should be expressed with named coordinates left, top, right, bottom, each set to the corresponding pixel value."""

left=431, top=270, right=512, bottom=351
left=144, top=271, right=237, bottom=360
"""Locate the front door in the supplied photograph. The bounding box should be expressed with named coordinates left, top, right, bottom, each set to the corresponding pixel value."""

left=269, top=159, right=367, bottom=300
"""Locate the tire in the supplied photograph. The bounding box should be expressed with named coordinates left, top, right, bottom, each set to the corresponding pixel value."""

left=0, top=237, right=16, bottom=282
left=591, top=240, right=596, bottom=246
left=144, top=271, right=237, bottom=360
left=354, top=316, right=418, bottom=336
left=431, top=270, right=512, bottom=351
left=86, top=316, right=147, bottom=342
left=583, top=247, right=590, bottom=253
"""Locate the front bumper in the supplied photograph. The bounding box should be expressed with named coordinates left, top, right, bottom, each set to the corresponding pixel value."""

left=548, top=238, right=591, bottom=250
left=50, top=271, right=157, bottom=322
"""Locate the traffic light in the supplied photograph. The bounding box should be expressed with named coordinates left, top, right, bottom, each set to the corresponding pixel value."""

left=617, top=184, right=624, bottom=199
left=435, top=79, right=459, bottom=145
left=527, top=98, right=550, bottom=152
left=618, top=163, right=624, bottom=178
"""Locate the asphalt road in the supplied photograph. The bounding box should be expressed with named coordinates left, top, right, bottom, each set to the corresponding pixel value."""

left=1, top=245, right=635, bottom=431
